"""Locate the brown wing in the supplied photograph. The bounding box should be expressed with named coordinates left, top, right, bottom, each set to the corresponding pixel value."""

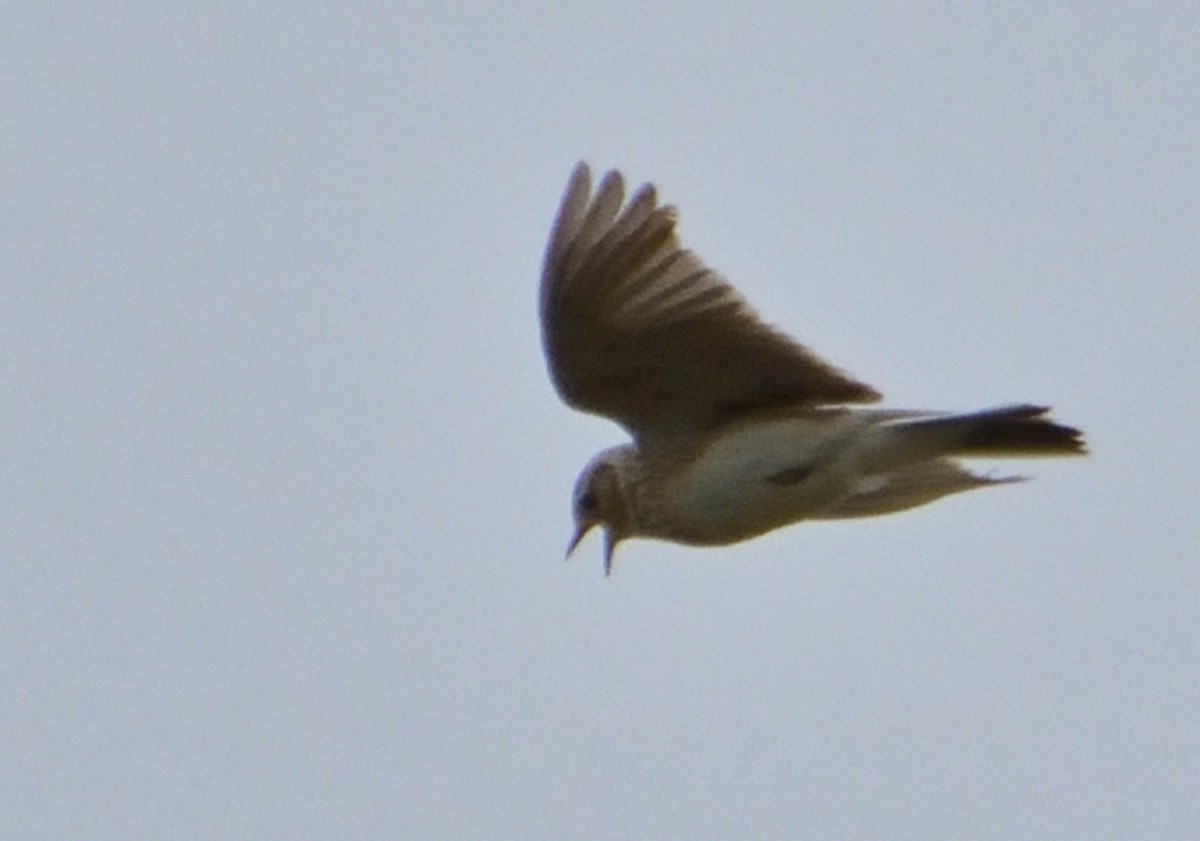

left=540, top=163, right=880, bottom=446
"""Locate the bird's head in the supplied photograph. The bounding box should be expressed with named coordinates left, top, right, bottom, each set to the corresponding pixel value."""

left=566, top=447, right=637, bottom=575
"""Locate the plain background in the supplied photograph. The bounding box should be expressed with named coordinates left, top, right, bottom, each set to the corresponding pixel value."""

left=4, top=3, right=1197, bottom=838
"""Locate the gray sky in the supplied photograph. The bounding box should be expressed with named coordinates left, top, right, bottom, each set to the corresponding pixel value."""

left=4, top=3, right=1197, bottom=838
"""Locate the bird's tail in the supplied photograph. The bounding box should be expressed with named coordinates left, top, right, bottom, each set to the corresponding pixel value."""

left=869, top=404, right=1086, bottom=472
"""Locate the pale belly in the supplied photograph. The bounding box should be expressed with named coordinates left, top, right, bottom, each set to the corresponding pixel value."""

left=650, top=415, right=879, bottom=545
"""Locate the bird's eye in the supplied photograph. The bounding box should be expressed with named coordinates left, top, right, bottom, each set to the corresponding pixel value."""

left=577, top=490, right=598, bottom=514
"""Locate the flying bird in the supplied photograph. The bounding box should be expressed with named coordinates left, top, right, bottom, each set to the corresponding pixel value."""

left=540, top=163, right=1085, bottom=575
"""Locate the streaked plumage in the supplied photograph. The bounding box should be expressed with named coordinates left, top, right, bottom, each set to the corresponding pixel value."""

left=541, top=163, right=1085, bottom=574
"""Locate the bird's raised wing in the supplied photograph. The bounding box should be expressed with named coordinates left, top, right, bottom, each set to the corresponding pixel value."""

left=540, top=163, right=880, bottom=446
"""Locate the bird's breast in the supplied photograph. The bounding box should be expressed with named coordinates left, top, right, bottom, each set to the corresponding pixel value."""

left=646, top=414, right=874, bottom=545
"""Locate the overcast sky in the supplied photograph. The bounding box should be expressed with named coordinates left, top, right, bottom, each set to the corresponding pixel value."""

left=3, top=3, right=1197, bottom=839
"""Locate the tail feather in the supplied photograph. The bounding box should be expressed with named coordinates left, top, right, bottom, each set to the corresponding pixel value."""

left=834, top=405, right=1084, bottom=513
left=887, top=404, right=1087, bottom=462
left=912, top=404, right=1085, bottom=456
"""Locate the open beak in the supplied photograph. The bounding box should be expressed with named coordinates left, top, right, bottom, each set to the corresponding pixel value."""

left=566, top=521, right=617, bottom=576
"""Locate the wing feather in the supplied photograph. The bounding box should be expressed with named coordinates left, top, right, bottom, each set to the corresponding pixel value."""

left=541, top=163, right=880, bottom=446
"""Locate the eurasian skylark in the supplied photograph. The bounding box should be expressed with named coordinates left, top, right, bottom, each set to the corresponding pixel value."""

left=541, top=163, right=1085, bottom=575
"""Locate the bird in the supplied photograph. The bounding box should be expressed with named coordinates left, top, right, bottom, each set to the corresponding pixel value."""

left=540, top=163, right=1086, bottom=575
